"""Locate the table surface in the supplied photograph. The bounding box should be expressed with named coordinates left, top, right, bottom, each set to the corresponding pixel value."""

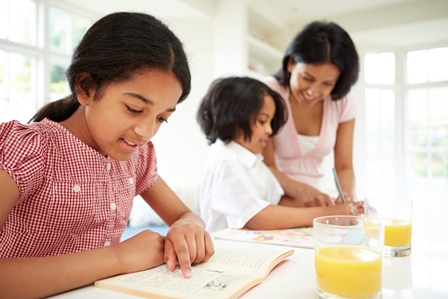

left=49, top=200, right=448, bottom=299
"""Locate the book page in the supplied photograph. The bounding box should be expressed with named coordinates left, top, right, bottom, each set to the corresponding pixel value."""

left=214, top=228, right=314, bottom=249
left=95, top=247, right=293, bottom=299
left=95, top=265, right=256, bottom=299
left=201, top=247, right=293, bottom=276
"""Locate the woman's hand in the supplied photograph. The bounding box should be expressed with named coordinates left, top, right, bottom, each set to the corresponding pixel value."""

left=333, top=191, right=355, bottom=205
left=114, top=230, right=165, bottom=274
left=330, top=199, right=364, bottom=215
left=164, top=217, right=215, bottom=278
left=294, top=183, right=334, bottom=207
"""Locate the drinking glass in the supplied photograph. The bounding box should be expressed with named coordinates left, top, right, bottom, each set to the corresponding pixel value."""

left=364, top=198, right=413, bottom=257
left=314, top=215, right=383, bottom=299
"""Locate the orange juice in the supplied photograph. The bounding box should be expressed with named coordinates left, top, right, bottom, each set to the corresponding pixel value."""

left=315, top=245, right=382, bottom=298
left=365, top=218, right=412, bottom=247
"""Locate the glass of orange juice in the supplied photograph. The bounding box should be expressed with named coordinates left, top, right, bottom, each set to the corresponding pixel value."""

left=364, top=198, right=413, bottom=257
left=314, top=215, right=383, bottom=299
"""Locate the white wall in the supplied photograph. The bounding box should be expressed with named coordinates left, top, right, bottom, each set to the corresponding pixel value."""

left=151, top=18, right=215, bottom=183
left=130, top=17, right=217, bottom=221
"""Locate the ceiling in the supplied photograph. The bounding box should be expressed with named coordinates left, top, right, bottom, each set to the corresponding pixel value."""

left=62, top=0, right=448, bottom=47
left=252, top=0, right=414, bottom=25
left=250, top=0, right=448, bottom=47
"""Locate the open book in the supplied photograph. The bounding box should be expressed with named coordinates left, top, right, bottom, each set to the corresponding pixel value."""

left=214, top=227, right=314, bottom=249
left=94, top=246, right=293, bottom=299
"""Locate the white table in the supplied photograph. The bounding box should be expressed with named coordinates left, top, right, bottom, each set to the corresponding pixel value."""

left=49, top=199, right=448, bottom=299
left=49, top=238, right=448, bottom=299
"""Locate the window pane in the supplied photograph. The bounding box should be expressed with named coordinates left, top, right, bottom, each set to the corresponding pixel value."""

left=407, top=50, right=428, bottom=84
left=406, top=48, right=447, bottom=84
left=10, top=53, right=32, bottom=93
left=407, top=87, right=448, bottom=179
left=432, top=152, right=448, bottom=177
left=71, top=16, right=90, bottom=51
left=408, top=89, right=428, bottom=147
left=364, top=52, right=395, bottom=85
left=7, top=53, right=36, bottom=122
left=0, top=52, right=37, bottom=122
left=49, top=64, right=69, bottom=101
left=8, top=0, right=36, bottom=45
left=429, top=88, right=448, bottom=178
left=49, top=8, right=69, bottom=53
left=0, top=50, right=7, bottom=121
left=412, top=152, right=428, bottom=177
left=365, top=88, right=396, bottom=193
left=0, top=0, right=7, bottom=39
left=49, top=9, right=91, bottom=53
left=428, top=47, right=448, bottom=82
left=429, top=87, right=448, bottom=129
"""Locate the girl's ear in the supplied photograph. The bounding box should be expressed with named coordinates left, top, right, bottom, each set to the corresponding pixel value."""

left=75, top=73, right=96, bottom=106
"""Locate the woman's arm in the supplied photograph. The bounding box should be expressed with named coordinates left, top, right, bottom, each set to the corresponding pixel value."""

left=0, top=169, right=165, bottom=299
left=262, top=137, right=299, bottom=197
left=263, top=138, right=333, bottom=206
left=140, top=176, right=214, bottom=278
left=334, top=119, right=356, bottom=199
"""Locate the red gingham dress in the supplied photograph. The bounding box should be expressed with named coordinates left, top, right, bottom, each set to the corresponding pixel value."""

left=0, top=118, right=158, bottom=258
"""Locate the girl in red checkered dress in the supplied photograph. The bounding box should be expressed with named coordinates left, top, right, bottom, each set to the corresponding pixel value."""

left=0, top=12, right=214, bottom=298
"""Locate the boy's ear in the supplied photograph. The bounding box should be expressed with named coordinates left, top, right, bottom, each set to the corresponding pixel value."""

left=75, top=73, right=96, bottom=106
left=287, top=57, right=293, bottom=73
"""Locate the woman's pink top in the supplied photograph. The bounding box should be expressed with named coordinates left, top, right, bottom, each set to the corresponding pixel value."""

left=264, top=76, right=356, bottom=190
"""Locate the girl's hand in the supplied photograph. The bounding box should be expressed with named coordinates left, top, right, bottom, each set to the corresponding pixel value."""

left=163, top=219, right=215, bottom=278
left=114, top=230, right=165, bottom=274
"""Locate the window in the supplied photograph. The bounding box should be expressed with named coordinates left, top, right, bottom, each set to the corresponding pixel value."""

left=360, top=47, right=448, bottom=199
left=49, top=63, right=69, bottom=101
left=407, top=47, right=448, bottom=182
left=0, top=0, right=92, bottom=123
left=407, top=48, right=448, bottom=84
left=49, top=7, right=91, bottom=53
left=0, top=51, right=37, bottom=122
left=0, top=0, right=37, bottom=45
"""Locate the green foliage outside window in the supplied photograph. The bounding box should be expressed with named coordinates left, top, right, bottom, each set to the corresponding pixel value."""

left=11, top=56, right=31, bottom=92
left=50, top=64, right=67, bottom=93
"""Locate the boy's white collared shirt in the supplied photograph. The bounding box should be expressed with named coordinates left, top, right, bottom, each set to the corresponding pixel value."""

left=199, top=139, right=284, bottom=233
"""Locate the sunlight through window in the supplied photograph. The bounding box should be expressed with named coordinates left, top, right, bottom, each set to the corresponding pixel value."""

left=364, top=52, right=395, bottom=85
left=0, top=0, right=92, bottom=122
left=363, top=47, right=448, bottom=200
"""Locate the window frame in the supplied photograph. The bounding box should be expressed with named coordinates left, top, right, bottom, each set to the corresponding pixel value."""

left=355, top=41, right=448, bottom=199
left=0, top=0, right=96, bottom=122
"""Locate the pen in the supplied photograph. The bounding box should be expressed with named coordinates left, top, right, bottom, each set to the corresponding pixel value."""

left=332, top=168, right=346, bottom=203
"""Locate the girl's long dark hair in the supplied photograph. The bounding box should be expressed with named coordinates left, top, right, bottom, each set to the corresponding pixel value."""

left=30, top=12, right=191, bottom=123
left=274, top=21, right=359, bottom=100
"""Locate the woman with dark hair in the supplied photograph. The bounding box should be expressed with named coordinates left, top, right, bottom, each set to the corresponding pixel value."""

left=197, top=77, right=362, bottom=233
left=263, top=21, right=360, bottom=207
left=0, top=12, right=213, bottom=298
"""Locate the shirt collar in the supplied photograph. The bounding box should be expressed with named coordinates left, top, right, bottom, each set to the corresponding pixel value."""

left=217, top=139, right=263, bottom=168
left=41, top=118, right=117, bottom=163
